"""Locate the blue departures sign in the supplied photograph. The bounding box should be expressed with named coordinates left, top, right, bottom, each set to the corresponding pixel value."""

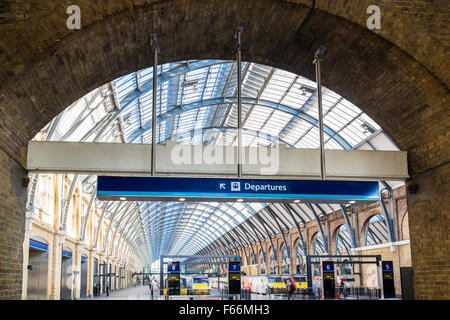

left=97, top=176, right=380, bottom=203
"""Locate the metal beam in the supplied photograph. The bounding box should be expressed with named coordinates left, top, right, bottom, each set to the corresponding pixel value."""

left=126, top=96, right=353, bottom=148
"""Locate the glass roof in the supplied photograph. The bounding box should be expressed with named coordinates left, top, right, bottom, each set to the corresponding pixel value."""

left=31, top=60, right=403, bottom=264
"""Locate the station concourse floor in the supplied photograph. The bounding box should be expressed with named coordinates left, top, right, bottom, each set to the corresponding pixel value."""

left=83, top=285, right=288, bottom=300
left=85, top=285, right=164, bottom=300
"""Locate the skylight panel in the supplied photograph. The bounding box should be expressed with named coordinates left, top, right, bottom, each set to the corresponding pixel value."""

left=281, top=119, right=310, bottom=145
left=281, top=90, right=310, bottom=110
left=259, top=85, right=284, bottom=102
left=339, top=129, right=361, bottom=147
left=325, top=137, right=344, bottom=150
left=260, top=109, right=292, bottom=137
left=114, top=74, right=137, bottom=102
left=295, top=127, right=320, bottom=149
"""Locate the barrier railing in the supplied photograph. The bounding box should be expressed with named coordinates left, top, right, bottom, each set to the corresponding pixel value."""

left=239, top=286, right=382, bottom=300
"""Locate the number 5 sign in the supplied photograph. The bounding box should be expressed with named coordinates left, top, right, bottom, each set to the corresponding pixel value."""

left=382, top=261, right=393, bottom=272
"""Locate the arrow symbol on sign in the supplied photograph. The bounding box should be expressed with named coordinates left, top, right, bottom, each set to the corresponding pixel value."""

left=219, top=183, right=226, bottom=190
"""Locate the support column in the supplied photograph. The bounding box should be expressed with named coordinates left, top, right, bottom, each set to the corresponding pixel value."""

left=51, top=232, right=65, bottom=300
left=407, top=162, right=450, bottom=300
left=73, top=240, right=82, bottom=300
left=88, top=248, right=94, bottom=298
left=21, top=233, right=31, bottom=300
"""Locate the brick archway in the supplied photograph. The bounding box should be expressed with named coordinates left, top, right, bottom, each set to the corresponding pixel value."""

left=330, top=223, right=346, bottom=254
left=0, top=0, right=448, bottom=299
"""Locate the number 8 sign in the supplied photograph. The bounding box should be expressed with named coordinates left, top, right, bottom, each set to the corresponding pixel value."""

left=168, top=262, right=180, bottom=273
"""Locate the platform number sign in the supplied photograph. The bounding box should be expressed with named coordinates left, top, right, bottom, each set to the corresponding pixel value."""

left=322, top=261, right=334, bottom=273
left=167, top=261, right=180, bottom=273
left=382, top=261, right=393, bottom=272
left=229, top=261, right=240, bottom=273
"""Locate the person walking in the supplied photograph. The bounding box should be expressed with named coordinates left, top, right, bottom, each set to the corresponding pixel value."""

left=344, top=281, right=351, bottom=298
left=150, top=277, right=157, bottom=298
left=286, top=278, right=295, bottom=300
left=106, top=279, right=110, bottom=297
left=149, top=277, right=154, bottom=299
left=338, top=280, right=344, bottom=298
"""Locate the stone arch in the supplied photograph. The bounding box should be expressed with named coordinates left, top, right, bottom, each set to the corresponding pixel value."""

left=401, top=211, right=410, bottom=241
left=259, top=248, right=266, bottom=275
left=362, top=214, right=390, bottom=246
left=28, top=233, right=52, bottom=247
left=308, top=230, right=318, bottom=252
left=359, top=213, right=381, bottom=243
left=268, top=245, right=276, bottom=274
left=292, top=237, right=306, bottom=275
left=0, top=0, right=446, bottom=164
left=0, top=0, right=447, bottom=299
left=280, top=242, right=289, bottom=274
left=330, top=223, right=346, bottom=254
left=29, top=235, right=49, bottom=244
left=311, top=232, right=325, bottom=255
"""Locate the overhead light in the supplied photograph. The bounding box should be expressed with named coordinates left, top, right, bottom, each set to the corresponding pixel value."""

left=119, top=197, right=127, bottom=201
left=236, top=199, right=244, bottom=202
left=293, top=199, right=301, bottom=203
left=349, top=200, right=356, bottom=204
left=179, top=197, right=186, bottom=202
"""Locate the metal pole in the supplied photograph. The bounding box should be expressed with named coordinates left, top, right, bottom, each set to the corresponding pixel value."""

left=313, top=46, right=326, bottom=180
left=376, top=257, right=384, bottom=299
left=151, top=34, right=159, bottom=176
left=306, top=255, right=313, bottom=296
left=159, top=255, right=163, bottom=294
left=235, top=27, right=243, bottom=178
